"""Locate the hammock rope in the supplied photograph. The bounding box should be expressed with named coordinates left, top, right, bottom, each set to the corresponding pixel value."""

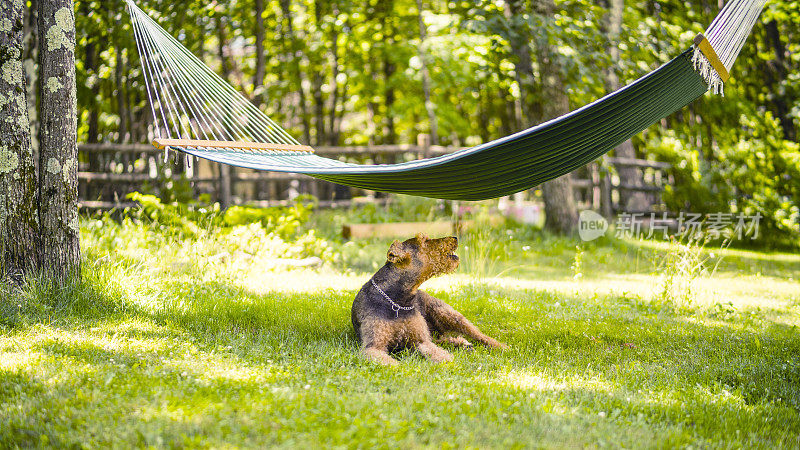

left=125, top=0, right=767, bottom=201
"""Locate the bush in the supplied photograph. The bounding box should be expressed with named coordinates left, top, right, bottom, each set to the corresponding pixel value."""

left=647, top=111, right=800, bottom=249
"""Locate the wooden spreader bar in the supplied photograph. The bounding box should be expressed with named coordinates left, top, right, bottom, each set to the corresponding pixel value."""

left=693, top=33, right=730, bottom=83
left=152, top=138, right=315, bottom=153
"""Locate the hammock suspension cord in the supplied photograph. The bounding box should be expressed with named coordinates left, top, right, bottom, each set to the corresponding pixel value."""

left=692, top=0, right=768, bottom=94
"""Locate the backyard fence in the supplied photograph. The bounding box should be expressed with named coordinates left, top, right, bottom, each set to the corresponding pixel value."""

left=77, top=140, right=672, bottom=215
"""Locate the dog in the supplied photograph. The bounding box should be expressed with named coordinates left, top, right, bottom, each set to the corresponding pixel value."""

left=351, top=234, right=507, bottom=366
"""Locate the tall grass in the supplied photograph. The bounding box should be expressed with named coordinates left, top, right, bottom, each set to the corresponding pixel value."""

left=651, top=233, right=732, bottom=311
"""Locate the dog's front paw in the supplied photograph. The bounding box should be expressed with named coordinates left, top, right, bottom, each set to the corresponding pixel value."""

left=381, top=357, right=400, bottom=366
left=363, top=348, right=399, bottom=366
left=485, top=338, right=509, bottom=350
left=419, top=342, right=454, bottom=363
left=432, top=350, right=454, bottom=363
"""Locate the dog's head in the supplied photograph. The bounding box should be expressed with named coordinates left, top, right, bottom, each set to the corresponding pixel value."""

left=386, top=234, right=459, bottom=281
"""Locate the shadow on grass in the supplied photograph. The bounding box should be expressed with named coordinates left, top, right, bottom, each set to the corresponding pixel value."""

left=3, top=336, right=301, bottom=448
left=0, top=269, right=143, bottom=330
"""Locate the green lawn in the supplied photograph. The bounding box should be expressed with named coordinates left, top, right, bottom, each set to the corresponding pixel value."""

left=1, top=212, right=799, bottom=448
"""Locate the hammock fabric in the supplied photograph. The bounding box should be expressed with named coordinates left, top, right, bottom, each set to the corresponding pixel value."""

left=126, top=0, right=767, bottom=201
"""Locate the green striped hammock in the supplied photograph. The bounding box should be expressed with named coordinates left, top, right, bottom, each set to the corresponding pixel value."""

left=125, top=0, right=767, bottom=201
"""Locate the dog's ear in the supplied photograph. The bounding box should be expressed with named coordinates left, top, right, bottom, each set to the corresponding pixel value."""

left=387, top=240, right=409, bottom=264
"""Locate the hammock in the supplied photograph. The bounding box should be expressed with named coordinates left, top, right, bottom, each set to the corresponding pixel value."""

left=125, top=0, right=767, bottom=201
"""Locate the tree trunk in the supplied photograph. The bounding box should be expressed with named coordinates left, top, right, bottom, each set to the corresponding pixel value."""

left=311, top=2, right=325, bottom=146
left=23, top=0, right=38, bottom=161
left=215, top=15, right=236, bottom=209
left=253, top=0, right=266, bottom=106
left=531, top=0, right=578, bottom=234
left=84, top=40, right=98, bottom=143
left=114, top=45, right=128, bottom=143
left=382, top=2, right=397, bottom=144
left=763, top=20, right=795, bottom=142
left=0, top=0, right=39, bottom=284
left=37, top=0, right=80, bottom=282
left=384, top=55, right=396, bottom=144
left=80, top=0, right=97, bottom=145
left=415, top=0, right=438, bottom=145
left=603, top=0, right=647, bottom=212
left=279, top=0, right=311, bottom=144
left=504, top=0, right=538, bottom=123
left=327, top=3, right=341, bottom=145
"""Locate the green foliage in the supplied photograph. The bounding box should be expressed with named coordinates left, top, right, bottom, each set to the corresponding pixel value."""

left=126, top=192, right=205, bottom=237
left=223, top=197, right=315, bottom=240
left=125, top=191, right=318, bottom=241
left=649, top=111, right=800, bottom=248
left=307, top=195, right=450, bottom=240
left=72, top=0, right=800, bottom=247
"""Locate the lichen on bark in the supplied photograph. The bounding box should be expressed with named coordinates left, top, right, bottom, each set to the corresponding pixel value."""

left=61, top=157, right=75, bottom=184
left=46, top=157, right=61, bottom=174
left=0, top=146, right=20, bottom=174
left=45, top=7, right=75, bottom=53
left=67, top=210, right=79, bottom=235
left=1, top=59, right=23, bottom=85
left=46, top=76, right=63, bottom=93
left=0, top=194, right=6, bottom=225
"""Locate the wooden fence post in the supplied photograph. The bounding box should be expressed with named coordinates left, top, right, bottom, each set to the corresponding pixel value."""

left=600, top=165, right=614, bottom=218
left=417, top=133, right=431, bottom=159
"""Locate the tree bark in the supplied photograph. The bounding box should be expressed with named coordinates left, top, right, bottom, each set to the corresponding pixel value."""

left=84, top=39, right=98, bottom=143
left=37, top=0, right=80, bottom=282
left=415, top=0, right=438, bottom=145
left=1, top=0, right=39, bottom=284
left=531, top=0, right=578, bottom=234
left=383, top=55, right=396, bottom=144
left=80, top=0, right=97, bottom=144
left=215, top=15, right=236, bottom=209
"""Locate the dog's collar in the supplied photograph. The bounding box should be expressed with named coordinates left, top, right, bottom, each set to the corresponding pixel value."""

left=371, top=279, right=414, bottom=318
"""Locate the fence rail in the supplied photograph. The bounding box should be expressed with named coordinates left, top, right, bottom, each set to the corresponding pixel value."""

left=77, top=143, right=672, bottom=214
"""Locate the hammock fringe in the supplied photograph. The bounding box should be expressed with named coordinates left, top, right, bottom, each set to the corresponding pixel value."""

left=692, top=50, right=725, bottom=96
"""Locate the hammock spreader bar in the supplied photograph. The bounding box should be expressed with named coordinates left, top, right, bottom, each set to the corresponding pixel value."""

left=126, top=0, right=766, bottom=201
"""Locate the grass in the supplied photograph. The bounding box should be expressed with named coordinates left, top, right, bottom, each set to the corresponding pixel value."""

left=1, top=206, right=799, bottom=448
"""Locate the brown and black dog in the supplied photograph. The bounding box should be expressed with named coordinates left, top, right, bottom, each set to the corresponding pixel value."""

left=351, top=234, right=506, bottom=366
